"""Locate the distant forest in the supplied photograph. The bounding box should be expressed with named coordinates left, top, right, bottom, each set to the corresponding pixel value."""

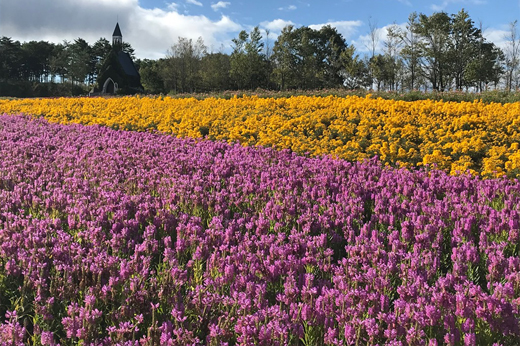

left=1, top=9, right=519, bottom=97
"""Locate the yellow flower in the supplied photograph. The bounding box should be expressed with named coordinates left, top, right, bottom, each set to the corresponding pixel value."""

left=1, top=95, right=520, bottom=178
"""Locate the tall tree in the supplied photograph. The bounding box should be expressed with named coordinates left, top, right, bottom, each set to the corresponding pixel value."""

left=164, top=37, right=207, bottom=93
left=369, top=54, right=394, bottom=91
left=366, top=17, right=380, bottom=59
left=200, top=52, right=231, bottom=92
left=122, top=42, right=136, bottom=59
left=340, top=45, right=372, bottom=89
left=271, top=25, right=299, bottom=90
left=49, top=43, right=68, bottom=83
left=230, top=27, right=268, bottom=90
left=67, top=39, right=91, bottom=91
left=298, top=27, right=321, bottom=89
left=383, top=24, right=404, bottom=90
left=271, top=25, right=348, bottom=90
left=450, top=9, right=482, bottom=90
left=138, top=58, right=166, bottom=94
left=466, top=40, right=504, bottom=91
left=414, top=11, right=453, bottom=91
left=21, top=41, right=54, bottom=82
left=0, top=37, right=23, bottom=81
left=91, top=38, right=112, bottom=85
left=315, top=25, right=348, bottom=88
left=393, top=12, right=421, bottom=90
left=504, top=20, right=520, bottom=91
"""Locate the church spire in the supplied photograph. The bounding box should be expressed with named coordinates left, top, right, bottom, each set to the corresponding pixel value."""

left=112, top=23, right=123, bottom=48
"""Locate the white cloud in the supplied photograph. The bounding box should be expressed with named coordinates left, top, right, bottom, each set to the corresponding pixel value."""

left=349, top=22, right=510, bottom=56
left=167, top=2, right=180, bottom=11
left=260, top=19, right=296, bottom=34
left=278, top=5, right=297, bottom=11
left=351, top=23, right=407, bottom=54
left=309, top=20, right=363, bottom=40
left=259, top=19, right=362, bottom=46
left=483, top=27, right=509, bottom=50
left=430, top=2, right=445, bottom=10
left=0, top=0, right=242, bottom=59
left=259, top=19, right=363, bottom=46
left=430, top=0, right=486, bottom=11
left=211, top=1, right=230, bottom=11
left=186, top=0, right=203, bottom=6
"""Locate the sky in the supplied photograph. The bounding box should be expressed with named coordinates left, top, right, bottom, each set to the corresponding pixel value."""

left=1, top=0, right=519, bottom=60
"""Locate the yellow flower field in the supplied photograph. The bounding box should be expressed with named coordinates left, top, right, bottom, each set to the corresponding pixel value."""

left=2, top=95, right=520, bottom=178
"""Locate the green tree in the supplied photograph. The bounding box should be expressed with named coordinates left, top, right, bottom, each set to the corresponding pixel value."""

left=164, top=37, right=206, bottom=93
left=91, top=38, right=112, bottom=85
left=122, top=42, right=136, bottom=59
left=370, top=54, right=396, bottom=91
left=450, top=9, right=482, bottom=90
left=200, top=52, right=231, bottom=92
left=20, top=41, right=54, bottom=82
left=138, top=58, right=166, bottom=94
left=0, top=37, right=23, bottom=81
left=66, top=38, right=91, bottom=92
left=271, top=25, right=299, bottom=90
left=316, top=25, right=348, bottom=88
left=410, top=9, right=504, bottom=92
left=340, top=45, right=371, bottom=89
left=383, top=24, right=404, bottom=91
left=466, top=40, right=504, bottom=91
left=393, top=12, right=421, bottom=90
left=230, top=27, right=268, bottom=90
left=414, top=11, right=453, bottom=91
left=49, top=43, right=68, bottom=83
left=271, top=25, right=348, bottom=90
left=297, top=27, right=320, bottom=89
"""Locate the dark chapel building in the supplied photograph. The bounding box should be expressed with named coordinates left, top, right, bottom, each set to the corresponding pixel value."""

left=94, top=23, right=143, bottom=95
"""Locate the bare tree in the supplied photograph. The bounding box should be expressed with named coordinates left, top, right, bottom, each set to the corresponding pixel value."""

left=366, top=17, right=380, bottom=59
left=384, top=23, right=404, bottom=90
left=504, top=20, right=519, bottom=91
left=365, top=17, right=381, bottom=90
left=395, top=12, right=421, bottom=90
left=264, top=29, right=272, bottom=60
left=165, top=37, right=207, bottom=93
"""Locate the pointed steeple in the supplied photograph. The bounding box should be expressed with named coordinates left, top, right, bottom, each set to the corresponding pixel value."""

left=112, top=23, right=122, bottom=48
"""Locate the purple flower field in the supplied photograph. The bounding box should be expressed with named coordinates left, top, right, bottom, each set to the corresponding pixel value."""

left=0, top=114, right=519, bottom=345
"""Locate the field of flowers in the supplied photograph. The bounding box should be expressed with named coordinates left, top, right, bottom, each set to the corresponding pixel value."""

left=1, top=114, right=520, bottom=345
left=2, top=95, right=520, bottom=177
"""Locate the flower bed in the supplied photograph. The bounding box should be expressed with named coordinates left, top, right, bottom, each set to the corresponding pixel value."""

left=0, top=115, right=519, bottom=345
left=2, top=95, right=520, bottom=177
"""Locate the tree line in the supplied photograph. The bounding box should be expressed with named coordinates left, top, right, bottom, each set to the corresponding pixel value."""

left=0, top=37, right=135, bottom=97
left=1, top=9, right=519, bottom=97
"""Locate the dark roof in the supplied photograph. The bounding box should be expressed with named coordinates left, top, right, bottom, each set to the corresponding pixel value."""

left=113, top=23, right=122, bottom=37
left=117, top=51, right=139, bottom=77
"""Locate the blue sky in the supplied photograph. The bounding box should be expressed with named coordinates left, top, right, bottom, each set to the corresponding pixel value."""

left=1, top=0, right=519, bottom=59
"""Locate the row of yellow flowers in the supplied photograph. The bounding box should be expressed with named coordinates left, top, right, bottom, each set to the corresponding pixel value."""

left=2, top=95, right=520, bottom=178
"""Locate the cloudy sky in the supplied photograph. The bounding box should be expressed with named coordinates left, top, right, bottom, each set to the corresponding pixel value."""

left=1, top=0, right=519, bottom=59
